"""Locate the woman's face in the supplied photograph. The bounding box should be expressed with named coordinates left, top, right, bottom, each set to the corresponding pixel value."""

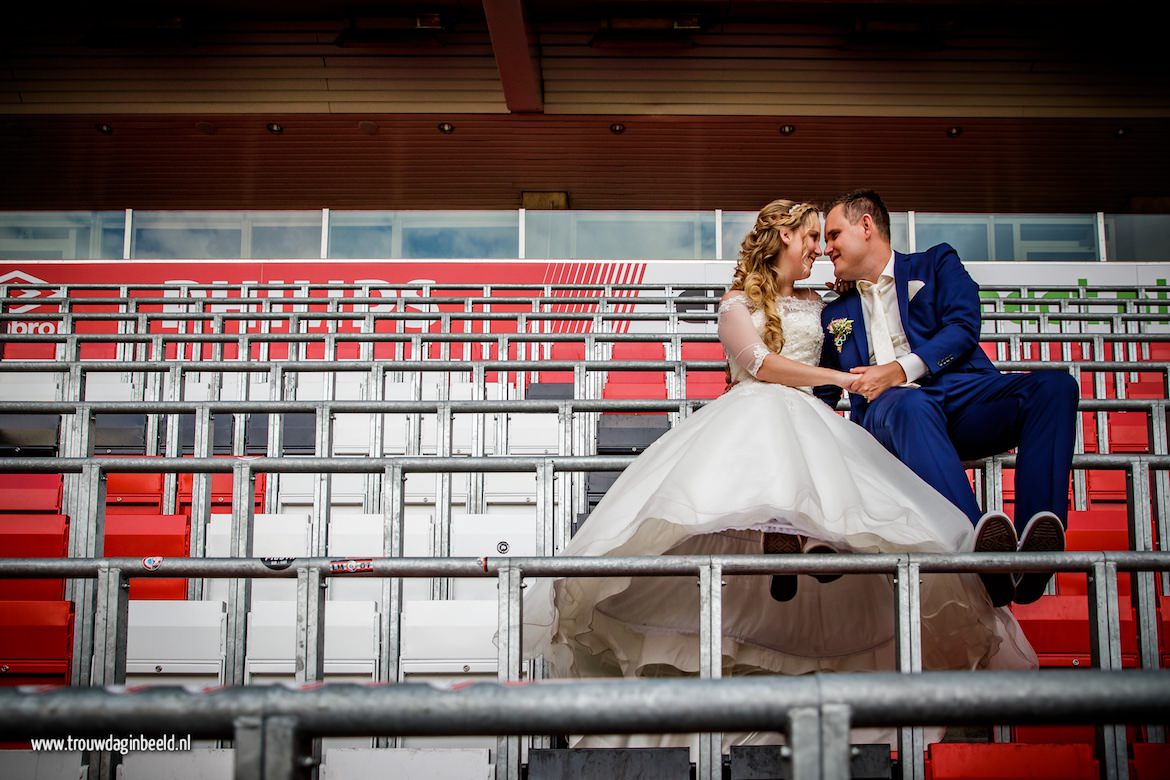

left=773, top=219, right=821, bottom=282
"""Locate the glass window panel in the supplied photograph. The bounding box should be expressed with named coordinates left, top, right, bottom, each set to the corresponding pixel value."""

left=721, top=212, right=755, bottom=261
left=0, top=211, right=125, bottom=259
left=723, top=210, right=909, bottom=259
left=1105, top=214, right=1170, bottom=261
left=329, top=211, right=517, bottom=259
left=912, top=221, right=987, bottom=260
left=889, top=213, right=910, bottom=253
left=131, top=211, right=320, bottom=259
left=251, top=226, right=320, bottom=259
left=915, top=214, right=1098, bottom=261
left=526, top=211, right=715, bottom=260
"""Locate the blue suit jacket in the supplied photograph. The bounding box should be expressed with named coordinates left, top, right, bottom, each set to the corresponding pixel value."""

left=814, top=242, right=997, bottom=426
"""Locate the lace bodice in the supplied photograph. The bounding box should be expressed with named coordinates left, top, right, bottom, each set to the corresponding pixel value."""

left=718, top=293, right=825, bottom=385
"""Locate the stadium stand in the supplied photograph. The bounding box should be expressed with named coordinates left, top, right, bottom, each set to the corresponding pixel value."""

left=0, top=281, right=1167, bottom=780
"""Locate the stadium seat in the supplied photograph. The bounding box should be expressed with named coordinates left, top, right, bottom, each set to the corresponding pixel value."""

left=1010, top=595, right=1138, bottom=667
left=1132, top=743, right=1170, bottom=780
left=449, top=513, right=538, bottom=600
left=0, top=413, right=59, bottom=457
left=102, top=513, right=190, bottom=600
left=205, top=512, right=310, bottom=602
left=1057, top=509, right=1134, bottom=597
left=0, top=474, right=62, bottom=514
left=245, top=600, right=379, bottom=681
left=126, top=600, right=225, bottom=686
left=120, top=749, right=233, bottom=780
left=0, top=514, right=68, bottom=600
left=925, top=743, right=1098, bottom=779
left=326, top=513, right=385, bottom=603
left=0, top=600, right=74, bottom=686
left=104, top=472, right=164, bottom=515
left=540, top=342, right=584, bottom=384
left=400, top=599, right=498, bottom=675
left=178, top=466, right=267, bottom=515
left=321, top=748, right=492, bottom=780
left=0, top=752, right=84, bottom=779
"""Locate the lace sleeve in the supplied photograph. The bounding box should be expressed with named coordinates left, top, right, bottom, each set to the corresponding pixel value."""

left=717, top=294, right=771, bottom=378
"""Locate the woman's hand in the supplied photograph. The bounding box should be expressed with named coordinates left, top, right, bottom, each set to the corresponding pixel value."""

left=836, top=372, right=859, bottom=392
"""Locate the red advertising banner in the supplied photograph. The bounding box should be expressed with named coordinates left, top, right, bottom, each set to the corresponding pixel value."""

left=0, top=260, right=650, bottom=361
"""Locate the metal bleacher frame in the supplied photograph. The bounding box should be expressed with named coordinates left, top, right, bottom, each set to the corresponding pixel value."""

left=1, top=281, right=1169, bottom=780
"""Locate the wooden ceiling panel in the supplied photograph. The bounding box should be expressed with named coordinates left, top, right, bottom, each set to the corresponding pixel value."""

left=2, top=114, right=1165, bottom=213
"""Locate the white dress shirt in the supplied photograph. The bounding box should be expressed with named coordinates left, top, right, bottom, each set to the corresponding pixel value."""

left=857, top=252, right=928, bottom=384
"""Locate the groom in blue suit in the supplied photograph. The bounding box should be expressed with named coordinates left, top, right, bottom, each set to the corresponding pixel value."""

left=814, top=190, right=1078, bottom=607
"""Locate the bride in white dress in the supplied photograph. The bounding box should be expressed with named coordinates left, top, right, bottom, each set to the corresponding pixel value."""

left=523, top=199, right=1036, bottom=726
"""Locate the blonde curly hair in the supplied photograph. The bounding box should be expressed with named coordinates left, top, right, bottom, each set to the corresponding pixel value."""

left=730, top=199, right=820, bottom=354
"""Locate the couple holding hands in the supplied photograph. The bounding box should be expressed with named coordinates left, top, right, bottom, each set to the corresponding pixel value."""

left=527, top=190, right=1076, bottom=690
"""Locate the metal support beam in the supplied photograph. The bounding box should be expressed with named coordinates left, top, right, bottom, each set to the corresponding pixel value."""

left=496, top=563, right=524, bottom=780
left=896, top=557, right=925, bottom=780
left=1089, top=559, right=1130, bottom=779
left=225, top=461, right=257, bottom=688
left=698, top=562, right=724, bottom=780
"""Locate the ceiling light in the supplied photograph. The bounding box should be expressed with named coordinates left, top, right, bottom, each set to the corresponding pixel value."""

left=779, top=124, right=796, bottom=135
left=609, top=123, right=626, bottom=134
left=95, top=123, right=113, bottom=135
left=946, top=126, right=963, bottom=138
left=437, top=122, right=455, bottom=134
left=266, top=122, right=283, bottom=134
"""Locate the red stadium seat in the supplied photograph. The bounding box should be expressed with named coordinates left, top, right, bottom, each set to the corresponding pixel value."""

left=0, top=473, right=63, bottom=514
left=1133, top=742, right=1170, bottom=780
left=0, top=600, right=74, bottom=686
left=609, top=343, right=667, bottom=384
left=681, top=342, right=727, bottom=399
left=540, top=342, right=584, bottom=383
left=1010, top=595, right=1138, bottom=668
left=1058, top=511, right=1134, bottom=597
left=602, top=382, right=668, bottom=400
left=0, top=514, right=69, bottom=600
left=102, top=514, right=190, bottom=600
left=105, top=472, right=165, bottom=515
left=178, top=467, right=266, bottom=514
left=1010, top=725, right=1096, bottom=745
left=926, top=742, right=1098, bottom=779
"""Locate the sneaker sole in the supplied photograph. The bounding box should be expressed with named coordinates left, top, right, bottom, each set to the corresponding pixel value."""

left=764, top=533, right=801, bottom=601
left=804, top=543, right=843, bottom=584
left=973, top=516, right=1017, bottom=607
left=1014, top=518, right=1065, bottom=604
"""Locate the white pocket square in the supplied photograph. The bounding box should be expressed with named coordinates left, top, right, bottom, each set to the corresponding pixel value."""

left=907, top=280, right=926, bottom=301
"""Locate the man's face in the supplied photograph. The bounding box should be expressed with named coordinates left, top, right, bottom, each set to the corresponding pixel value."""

left=823, top=204, right=868, bottom=281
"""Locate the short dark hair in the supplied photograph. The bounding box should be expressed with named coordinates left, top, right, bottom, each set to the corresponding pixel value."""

left=825, top=190, right=891, bottom=241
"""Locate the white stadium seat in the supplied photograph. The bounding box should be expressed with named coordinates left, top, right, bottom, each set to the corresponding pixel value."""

left=125, top=600, right=225, bottom=686
left=205, top=512, right=310, bottom=602
left=321, top=747, right=492, bottom=780
left=119, top=749, right=233, bottom=780
left=245, top=600, right=379, bottom=681
left=0, top=752, right=83, bottom=780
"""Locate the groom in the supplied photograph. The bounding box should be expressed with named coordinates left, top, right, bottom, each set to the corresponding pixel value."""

left=814, top=190, right=1078, bottom=607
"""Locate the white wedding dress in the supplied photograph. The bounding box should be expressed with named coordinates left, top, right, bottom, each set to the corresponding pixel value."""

left=522, top=293, right=1036, bottom=746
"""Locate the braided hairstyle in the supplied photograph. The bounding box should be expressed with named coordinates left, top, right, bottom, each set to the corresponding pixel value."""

left=729, top=199, right=820, bottom=354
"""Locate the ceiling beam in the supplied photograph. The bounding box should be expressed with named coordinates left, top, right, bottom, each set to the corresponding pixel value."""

left=482, top=0, right=543, bottom=113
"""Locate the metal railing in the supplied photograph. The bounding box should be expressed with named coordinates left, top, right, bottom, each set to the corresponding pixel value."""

left=1, top=547, right=1168, bottom=780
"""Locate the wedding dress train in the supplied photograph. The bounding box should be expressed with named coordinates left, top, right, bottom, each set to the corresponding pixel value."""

left=522, top=294, right=1036, bottom=747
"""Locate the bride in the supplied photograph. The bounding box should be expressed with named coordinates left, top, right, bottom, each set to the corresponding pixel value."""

left=522, top=198, right=1036, bottom=725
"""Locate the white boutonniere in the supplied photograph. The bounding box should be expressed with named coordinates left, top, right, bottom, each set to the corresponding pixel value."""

left=828, top=317, right=853, bottom=352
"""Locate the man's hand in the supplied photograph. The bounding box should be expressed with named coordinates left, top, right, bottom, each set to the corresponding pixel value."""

left=824, top=279, right=855, bottom=295
left=722, top=362, right=738, bottom=395
left=849, top=362, right=907, bottom=402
